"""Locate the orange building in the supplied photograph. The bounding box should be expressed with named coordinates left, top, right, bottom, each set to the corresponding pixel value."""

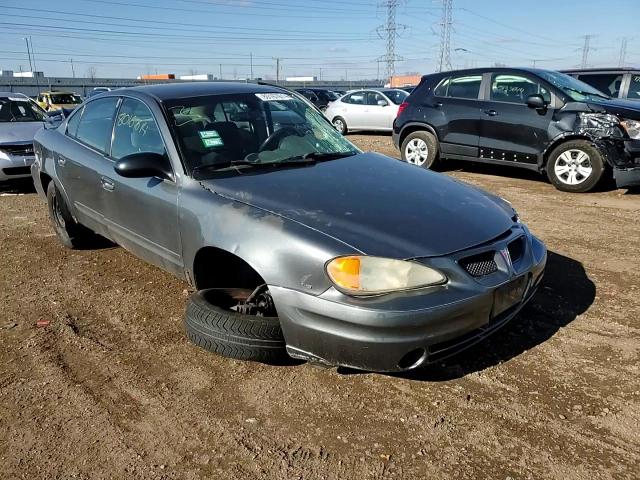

left=138, top=74, right=176, bottom=80
left=389, top=74, right=422, bottom=88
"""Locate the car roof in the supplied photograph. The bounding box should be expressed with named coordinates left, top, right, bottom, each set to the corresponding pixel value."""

left=0, top=92, right=28, bottom=98
left=110, top=82, right=287, bottom=101
left=562, top=67, right=639, bottom=73
left=420, top=67, right=559, bottom=80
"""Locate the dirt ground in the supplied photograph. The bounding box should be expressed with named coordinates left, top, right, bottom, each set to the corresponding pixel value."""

left=1, top=134, right=639, bottom=480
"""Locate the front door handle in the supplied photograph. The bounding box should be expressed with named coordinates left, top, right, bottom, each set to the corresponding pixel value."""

left=433, top=102, right=443, bottom=108
left=484, top=109, right=498, bottom=116
left=100, top=176, right=115, bottom=192
left=57, top=155, right=67, bottom=167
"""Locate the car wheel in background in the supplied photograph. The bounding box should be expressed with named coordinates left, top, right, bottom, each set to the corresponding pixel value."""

left=184, top=288, right=286, bottom=363
left=46, top=181, right=94, bottom=249
left=401, top=130, right=439, bottom=169
left=332, top=116, right=348, bottom=135
left=547, top=140, right=605, bottom=193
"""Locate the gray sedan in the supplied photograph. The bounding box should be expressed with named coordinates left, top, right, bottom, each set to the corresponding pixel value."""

left=32, top=82, right=546, bottom=372
left=0, top=93, right=54, bottom=182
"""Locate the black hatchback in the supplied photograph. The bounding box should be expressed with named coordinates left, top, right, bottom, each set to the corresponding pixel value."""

left=393, top=67, right=640, bottom=192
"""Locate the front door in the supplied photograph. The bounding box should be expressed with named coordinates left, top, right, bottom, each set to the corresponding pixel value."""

left=479, top=73, right=554, bottom=165
left=362, top=91, right=395, bottom=130
left=101, top=97, right=182, bottom=275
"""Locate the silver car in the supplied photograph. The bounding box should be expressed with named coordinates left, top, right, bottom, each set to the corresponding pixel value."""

left=0, top=93, right=53, bottom=182
left=324, top=89, right=409, bottom=134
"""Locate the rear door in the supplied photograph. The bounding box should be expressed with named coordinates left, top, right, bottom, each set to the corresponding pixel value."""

left=339, top=92, right=368, bottom=129
left=55, top=96, right=119, bottom=236
left=101, top=97, right=182, bottom=275
left=432, top=73, right=483, bottom=157
left=478, top=72, right=554, bottom=165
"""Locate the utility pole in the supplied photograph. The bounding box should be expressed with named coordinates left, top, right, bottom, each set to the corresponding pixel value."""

left=219, top=63, right=222, bottom=79
left=437, top=0, right=453, bottom=72
left=377, top=0, right=405, bottom=83
left=580, top=34, right=592, bottom=68
left=70, top=58, right=75, bottom=78
left=618, top=37, right=628, bottom=67
left=29, top=37, right=40, bottom=94
left=274, top=57, right=281, bottom=83
left=24, top=37, right=33, bottom=72
left=250, top=53, right=253, bottom=80
left=319, top=67, right=322, bottom=81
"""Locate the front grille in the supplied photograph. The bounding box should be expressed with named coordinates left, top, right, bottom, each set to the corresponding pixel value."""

left=2, top=166, right=31, bottom=176
left=459, top=251, right=498, bottom=277
left=0, top=143, right=34, bottom=156
left=507, top=236, right=525, bottom=264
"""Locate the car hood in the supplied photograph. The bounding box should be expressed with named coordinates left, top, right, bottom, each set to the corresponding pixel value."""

left=0, top=121, right=45, bottom=143
left=202, top=153, right=514, bottom=259
left=588, top=98, right=640, bottom=119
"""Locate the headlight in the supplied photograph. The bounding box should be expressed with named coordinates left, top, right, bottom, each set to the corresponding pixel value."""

left=325, top=256, right=446, bottom=296
left=620, top=119, right=640, bottom=140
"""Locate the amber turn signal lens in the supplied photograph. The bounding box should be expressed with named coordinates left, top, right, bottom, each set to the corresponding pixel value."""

left=326, top=256, right=361, bottom=290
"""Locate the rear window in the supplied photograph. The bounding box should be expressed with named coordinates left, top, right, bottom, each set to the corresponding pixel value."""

left=576, top=73, right=623, bottom=98
left=74, top=97, right=119, bottom=153
left=434, top=75, right=482, bottom=100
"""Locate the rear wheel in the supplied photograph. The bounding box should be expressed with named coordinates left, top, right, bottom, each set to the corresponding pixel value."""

left=547, top=140, right=605, bottom=193
left=46, top=181, right=93, bottom=249
left=401, top=130, right=439, bottom=169
left=332, top=116, right=348, bottom=135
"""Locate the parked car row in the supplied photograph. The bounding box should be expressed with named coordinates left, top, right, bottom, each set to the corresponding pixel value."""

left=30, top=82, right=546, bottom=372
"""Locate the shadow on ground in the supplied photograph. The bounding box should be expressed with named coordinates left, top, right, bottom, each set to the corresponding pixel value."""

left=338, top=250, right=596, bottom=381
left=0, top=179, right=36, bottom=195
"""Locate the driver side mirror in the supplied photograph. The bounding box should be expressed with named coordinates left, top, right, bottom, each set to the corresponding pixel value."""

left=526, top=94, right=547, bottom=110
left=377, top=99, right=389, bottom=107
left=114, top=152, right=173, bottom=181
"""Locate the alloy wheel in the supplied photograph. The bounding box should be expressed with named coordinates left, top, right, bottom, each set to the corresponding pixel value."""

left=405, top=138, right=429, bottom=166
left=554, top=149, right=593, bottom=185
left=333, top=118, right=345, bottom=133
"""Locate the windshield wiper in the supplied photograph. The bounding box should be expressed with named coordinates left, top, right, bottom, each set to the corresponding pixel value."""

left=302, top=151, right=357, bottom=161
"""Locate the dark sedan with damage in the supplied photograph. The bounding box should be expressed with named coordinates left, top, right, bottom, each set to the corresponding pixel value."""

left=31, top=82, right=546, bottom=372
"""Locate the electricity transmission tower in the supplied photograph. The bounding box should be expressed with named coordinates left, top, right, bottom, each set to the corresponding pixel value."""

left=437, top=0, right=453, bottom=72
left=580, top=35, right=593, bottom=68
left=619, top=37, right=628, bottom=67
left=377, top=0, right=405, bottom=81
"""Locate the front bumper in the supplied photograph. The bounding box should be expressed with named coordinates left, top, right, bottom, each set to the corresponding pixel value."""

left=0, top=155, right=35, bottom=181
left=272, top=226, right=547, bottom=372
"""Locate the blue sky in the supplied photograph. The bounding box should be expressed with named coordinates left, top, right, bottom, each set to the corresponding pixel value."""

left=0, top=0, right=637, bottom=80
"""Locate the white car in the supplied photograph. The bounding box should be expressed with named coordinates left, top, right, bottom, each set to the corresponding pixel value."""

left=324, top=89, right=409, bottom=134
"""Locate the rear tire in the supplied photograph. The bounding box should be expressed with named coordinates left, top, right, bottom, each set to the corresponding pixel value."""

left=46, top=181, right=93, bottom=249
left=401, top=130, right=439, bottom=169
left=332, top=116, right=348, bottom=135
left=184, top=289, right=286, bottom=363
left=546, top=140, right=605, bottom=193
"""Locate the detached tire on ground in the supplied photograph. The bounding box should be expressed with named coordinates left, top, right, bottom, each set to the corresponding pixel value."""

left=401, top=130, right=439, bottom=169
left=184, top=289, right=286, bottom=363
left=46, top=181, right=94, bottom=249
left=546, top=140, right=606, bottom=193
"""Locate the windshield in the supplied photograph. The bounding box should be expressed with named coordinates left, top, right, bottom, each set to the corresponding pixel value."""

left=165, top=91, right=360, bottom=176
left=0, top=97, right=48, bottom=123
left=381, top=89, right=409, bottom=105
left=50, top=94, right=82, bottom=104
left=537, top=70, right=610, bottom=102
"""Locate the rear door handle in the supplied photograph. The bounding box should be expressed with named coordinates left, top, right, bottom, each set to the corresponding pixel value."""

left=100, top=176, right=115, bottom=192
left=484, top=109, right=498, bottom=116
left=433, top=102, right=443, bottom=108
left=57, top=155, right=67, bottom=167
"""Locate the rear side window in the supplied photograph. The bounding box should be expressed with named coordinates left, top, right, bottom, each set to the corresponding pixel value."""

left=627, top=74, right=640, bottom=100
left=75, top=97, right=119, bottom=153
left=490, top=74, right=551, bottom=104
left=576, top=73, right=623, bottom=97
left=111, top=98, right=166, bottom=160
left=434, top=75, right=482, bottom=100
left=66, top=107, right=83, bottom=137
left=343, top=92, right=365, bottom=105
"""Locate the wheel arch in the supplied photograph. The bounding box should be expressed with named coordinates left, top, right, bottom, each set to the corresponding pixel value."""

left=398, top=122, right=439, bottom=150
left=192, top=246, right=267, bottom=291
left=541, top=134, right=598, bottom=170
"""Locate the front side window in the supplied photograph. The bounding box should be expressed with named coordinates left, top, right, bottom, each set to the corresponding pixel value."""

left=75, top=97, right=119, bottom=153
left=111, top=98, right=166, bottom=160
left=0, top=97, right=48, bottom=122
left=627, top=74, right=640, bottom=100
left=434, top=75, right=482, bottom=100
left=490, top=74, right=551, bottom=104
left=165, top=92, right=359, bottom=177
left=66, top=107, right=83, bottom=136
left=576, top=73, right=623, bottom=98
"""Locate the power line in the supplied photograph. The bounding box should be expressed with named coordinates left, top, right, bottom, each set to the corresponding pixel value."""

left=437, top=0, right=453, bottom=72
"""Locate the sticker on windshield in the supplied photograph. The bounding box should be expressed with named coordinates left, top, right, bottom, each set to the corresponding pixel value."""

left=255, top=93, right=292, bottom=102
left=199, top=130, right=224, bottom=148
